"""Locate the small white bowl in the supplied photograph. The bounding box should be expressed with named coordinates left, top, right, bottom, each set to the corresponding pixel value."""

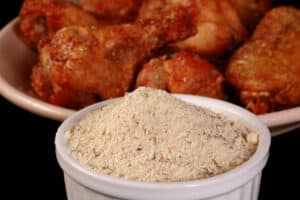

left=55, top=94, right=270, bottom=200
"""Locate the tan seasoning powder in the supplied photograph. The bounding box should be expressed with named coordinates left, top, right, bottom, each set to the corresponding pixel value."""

left=66, top=87, right=258, bottom=182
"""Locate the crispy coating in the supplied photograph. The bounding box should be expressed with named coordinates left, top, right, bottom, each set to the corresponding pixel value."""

left=135, top=56, right=170, bottom=90
left=79, top=0, right=142, bottom=22
left=31, top=6, right=196, bottom=108
left=138, top=0, right=248, bottom=58
left=136, top=51, right=225, bottom=99
left=19, top=0, right=102, bottom=46
left=226, top=6, right=300, bottom=114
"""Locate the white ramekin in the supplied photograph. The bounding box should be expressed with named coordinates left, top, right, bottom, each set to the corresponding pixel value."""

left=55, top=94, right=271, bottom=200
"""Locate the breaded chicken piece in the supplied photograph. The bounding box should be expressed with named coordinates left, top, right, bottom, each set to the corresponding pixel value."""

left=31, top=6, right=196, bottom=108
left=19, top=0, right=102, bottom=47
left=138, top=0, right=248, bottom=58
left=226, top=6, right=300, bottom=114
left=136, top=51, right=225, bottom=99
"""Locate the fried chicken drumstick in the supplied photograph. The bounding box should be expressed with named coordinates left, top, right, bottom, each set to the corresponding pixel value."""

left=19, top=0, right=102, bottom=46
left=135, top=51, right=225, bottom=99
left=31, top=6, right=196, bottom=108
left=226, top=6, right=300, bottom=114
left=138, top=0, right=248, bottom=58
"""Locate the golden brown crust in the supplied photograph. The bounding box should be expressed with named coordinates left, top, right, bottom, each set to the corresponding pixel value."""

left=226, top=6, right=300, bottom=114
left=19, top=0, right=102, bottom=46
left=31, top=6, right=196, bottom=108
left=138, top=0, right=249, bottom=58
left=136, top=51, right=226, bottom=99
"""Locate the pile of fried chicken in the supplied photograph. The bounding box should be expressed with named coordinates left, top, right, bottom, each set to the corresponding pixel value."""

left=19, top=0, right=300, bottom=114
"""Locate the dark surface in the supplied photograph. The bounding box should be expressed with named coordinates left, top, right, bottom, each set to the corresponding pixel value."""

left=1, top=1, right=299, bottom=199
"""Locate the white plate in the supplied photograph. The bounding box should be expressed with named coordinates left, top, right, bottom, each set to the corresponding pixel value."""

left=0, top=18, right=299, bottom=135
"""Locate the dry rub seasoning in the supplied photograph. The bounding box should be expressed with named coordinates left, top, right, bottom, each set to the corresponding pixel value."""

left=66, top=87, right=258, bottom=182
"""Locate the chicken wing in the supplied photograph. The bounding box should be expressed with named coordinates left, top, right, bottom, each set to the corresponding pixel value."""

left=226, top=6, right=300, bottom=114
left=19, top=0, right=102, bottom=46
left=135, top=51, right=225, bottom=99
left=31, top=6, right=196, bottom=108
left=77, top=0, right=142, bottom=23
left=138, top=0, right=248, bottom=58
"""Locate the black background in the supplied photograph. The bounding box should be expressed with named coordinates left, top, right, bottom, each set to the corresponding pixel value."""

left=1, top=1, right=300, bottom=199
